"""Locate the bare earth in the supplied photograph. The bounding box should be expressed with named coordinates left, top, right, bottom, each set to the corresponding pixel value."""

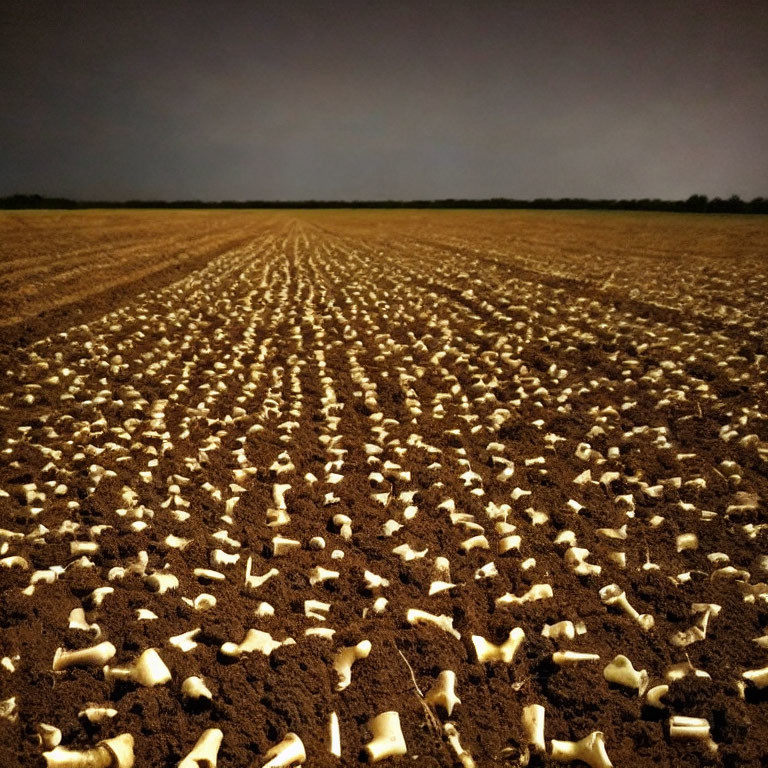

left=0, top=210, right=767, bottom=767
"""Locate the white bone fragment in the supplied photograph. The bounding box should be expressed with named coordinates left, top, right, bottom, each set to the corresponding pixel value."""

left=599, top=584, right=654, bottom=630
left=565, top=547, right=601, bottom=577
left=0, top=696, right=17, bottom=723
left=474, top=562, right=498, bottom=579
left=645, top=684, right=669, bottom=708
left=406, top=608, right=461, bottom=639
left=37, top=723, right=62, bottom=749
left=170, top=628, right=201, bottom=652
left=245, top=558, right=279, bottom=589
left=103, top=648, right=171, bottom=687
left=305, top=599, right=330, bottom=621
left=429, top=580, right=457, bottom=595
left=669, top=716, right=717, bottom=751
left=496, top=584, right=553, bottom=607
left=425, top=670, right=460, bottom=716
left=542, top=621, right=577, bottom=641
left=43, top=734, right=134, bottom=768
left=79, top=707, right=117, bottom=723
left=333, top=640, right=372, bottom=690
left=182, top=676, right=213, bottom=701
left=53, top=642, right=116, bottom=671
left=194, top=568, right=225, bottom=581
left=381, top=519, right=403, bottom=537
left=550, top=731, right=612, bottom=767
left=552, top=651, right=600, bottom=665
left=210, top=549, right=240, bottom=567
left=331, top=549, right=344, bottom=559
left=460, top=535, right=489, bottom=553
left=271, top=537, right=300, bottom=556
left=221, top=629, right=291, bottom=658
left=261, top=732, right=305, bottom=768
left=526, top=507, right=549, bottom=525
left=267, top=508, right=291, bottom=527
left=473, top=628, right=525, bottom=663
left=743, top=666, right=768, bottom=688
left=665, top=660, right=710, bottom=681
left=306, top=627, right=336, bottom=639
left=499, top=535, right=522, bottom=554
left=522, top=704, right=546, bottom=755
left=603, top=655, right=648, bottom=695
left=68, top=608, right=101, bottom=638
left=0, top=555, right=28, bottom=569
left=178, top=728, right=224, bottom=768
left=444, top=722, right=476, bottom=768
left=308, top=536, right=326, bottom=550
left=364, top=571, right=389, bottom=590
left=392, top=543, right=428, bottom=561
left=328, top=711, right=341, bottom=758
left=676, top=533, right=699, bottom=552
left=365, top=712, right=407, bottom=762
left=430, top=556, right=451, bottom=581
left=146, top=572, right=179, bottom=594
left=309, top=566, right=339, bottom=586
left=255, top=602, right=275, bottom=617
left=165, top=535, right=191, bottom=549
left=273, top=483, right=291, bottom=509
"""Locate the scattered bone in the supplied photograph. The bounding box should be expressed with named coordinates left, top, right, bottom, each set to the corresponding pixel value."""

left=309, top=566, right=339, bottom=586
left=182, top=676, right=213, bottom=701
left=496, top=584, right=553, bottom=607
left=425, top=670, right=461, bottom=716
left=603, top=655, right=648, bottom=695
left=169, top=628, right=201, bottom=653
left=473, top=628, right=525, bottom=663
left=365, top=711, right=407, bottom=762
left=245, top=558, right=279, bottom=589
left=79, top=707, right=118, bottom=724
left=599, top=584, right=654, bottom=631
left=522, top=704, right=546, bottom=759
left=53, top=642, right=116, bottom=671
left=103, top=648, right=171, bottom=687
left=43, top=734, right=134, bottom=768
left=550, top=731, right=612, bottom=768
left=669, top=716, right=717, bottom=752
left=261, top=732, right=306, bottom=768
left=328, top=712, right=341, bottom=758
left=646, top=684, right=670, bottom=708
left=333, top=639, right=372, bottom=691
left=406, top=608, right=461, bottom=639
left=221, top=629, right=293, bottom=658
left=178, top=728, right=223, bottom=768
left=37, top=723, right=62, bottom=749
left=444, top=722, right=476, bottom=768
left=552, top=651, right=600, bottom=665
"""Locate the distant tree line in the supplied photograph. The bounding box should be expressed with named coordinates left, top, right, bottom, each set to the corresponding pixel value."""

left=1, top=193, right=766, bottom=213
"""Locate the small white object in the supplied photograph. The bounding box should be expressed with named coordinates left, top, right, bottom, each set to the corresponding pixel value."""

left=104, top=648, right=171, bottom=687
left=261, top=732, right=306, bottom=768
left=182, top=676, right=213, bottom=701
left=43, top=733, right=134, bottom=768
left=550, top=731, right=612, bottom=767
left=472, top=628, right=525, bottom=663
left=53, top=642, right=116, bottom=671
left=178, top=728, right=224, bottom=768
left=365, top=711, right=407, bottom=762
left=425, top=670, right=460, bottom=716
left=333, top=639, right=372, bottom=691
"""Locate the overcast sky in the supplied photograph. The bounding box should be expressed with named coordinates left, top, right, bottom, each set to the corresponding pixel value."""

left=1, top=0, right=767, bottom=200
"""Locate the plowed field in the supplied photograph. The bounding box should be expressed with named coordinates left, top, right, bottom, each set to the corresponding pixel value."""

left=1, top=210, right=767, bottom=767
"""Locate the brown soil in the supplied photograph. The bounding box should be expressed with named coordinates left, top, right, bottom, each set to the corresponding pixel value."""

left=1, top=210, right=767, bottom=767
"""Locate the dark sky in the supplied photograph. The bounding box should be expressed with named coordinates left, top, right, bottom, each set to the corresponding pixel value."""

left=2, top=0, right=767, bottom=201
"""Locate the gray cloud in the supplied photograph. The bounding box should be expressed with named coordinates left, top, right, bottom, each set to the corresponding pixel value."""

left=1, top=0, right=766, bottom=200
